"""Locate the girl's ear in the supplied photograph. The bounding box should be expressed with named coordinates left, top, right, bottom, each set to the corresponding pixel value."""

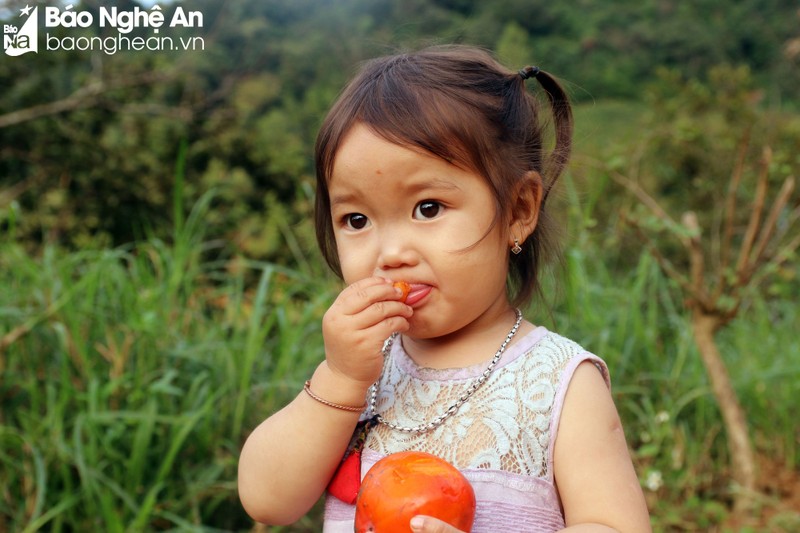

left=508, top=171, right=543, bottom=246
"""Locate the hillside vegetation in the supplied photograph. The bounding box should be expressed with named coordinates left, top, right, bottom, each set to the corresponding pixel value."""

left=1, top=1, right=799, bottom=531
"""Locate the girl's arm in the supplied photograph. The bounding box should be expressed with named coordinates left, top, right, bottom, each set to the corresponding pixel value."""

left=553, top=361, right=652, bottom=532
left=237, top=277, right=411, bottom=525
left=238, top=362, right=366, bottom=524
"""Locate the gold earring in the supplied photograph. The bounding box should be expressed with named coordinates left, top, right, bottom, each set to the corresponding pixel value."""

left=511, top=239, right=522, bottom=255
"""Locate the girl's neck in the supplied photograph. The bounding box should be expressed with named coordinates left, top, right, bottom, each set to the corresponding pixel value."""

left=401, top=307, right=534, bottom=370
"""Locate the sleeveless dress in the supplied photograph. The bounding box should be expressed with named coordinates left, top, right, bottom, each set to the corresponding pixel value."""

left=323, top=326, right=610, bottom=533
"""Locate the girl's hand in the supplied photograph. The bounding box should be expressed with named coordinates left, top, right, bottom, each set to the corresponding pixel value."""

left=410, top=516, right=467, bottom=533
left=322, top=277, right=412, bottom=386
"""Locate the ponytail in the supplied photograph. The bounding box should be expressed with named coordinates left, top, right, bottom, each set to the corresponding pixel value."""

left=518, top=66, right=573, bottom=203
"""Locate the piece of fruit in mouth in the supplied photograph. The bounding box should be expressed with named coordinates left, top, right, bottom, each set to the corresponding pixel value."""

left=392, top=281, right=411, bottom=303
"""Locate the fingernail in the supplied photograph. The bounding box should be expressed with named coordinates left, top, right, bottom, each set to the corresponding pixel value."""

left=410, top=516, right=424, bottom=531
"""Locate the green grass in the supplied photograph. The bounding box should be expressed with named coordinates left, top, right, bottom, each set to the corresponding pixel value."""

left=0, top=194, right=334, bottom=531
left=1, top=186, right=798, bottom=531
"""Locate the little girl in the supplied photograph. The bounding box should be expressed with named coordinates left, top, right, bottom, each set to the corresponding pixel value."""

left=238, top=45, right=651, bottom=532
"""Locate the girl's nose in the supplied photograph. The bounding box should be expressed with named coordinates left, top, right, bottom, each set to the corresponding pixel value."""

left=376, top=230, right=418, bottom=271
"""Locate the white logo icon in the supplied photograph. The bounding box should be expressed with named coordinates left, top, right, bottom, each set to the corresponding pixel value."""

left=4, top=5, right=38, bottom=56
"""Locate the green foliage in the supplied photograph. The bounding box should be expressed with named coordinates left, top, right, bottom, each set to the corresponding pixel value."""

left=575, top=64, right=800, bottom=291
left=0, top=193, right=336, bottom=531
left=495, top=22, right=532, bottom=68
left=2, top=0, right=799, bottom=264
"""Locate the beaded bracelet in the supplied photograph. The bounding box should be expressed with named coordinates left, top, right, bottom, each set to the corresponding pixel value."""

left=303, top=380, right=366, bottom=412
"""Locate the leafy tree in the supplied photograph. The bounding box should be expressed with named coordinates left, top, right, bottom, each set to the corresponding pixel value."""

left=613, top=65, right=799, bottom=516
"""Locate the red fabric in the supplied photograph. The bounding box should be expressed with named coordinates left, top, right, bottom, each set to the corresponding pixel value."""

left=327, top=448, right=362, bottom=504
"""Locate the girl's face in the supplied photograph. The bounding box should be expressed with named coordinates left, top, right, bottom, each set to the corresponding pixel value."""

left=329, top=123, right=515, bottom=339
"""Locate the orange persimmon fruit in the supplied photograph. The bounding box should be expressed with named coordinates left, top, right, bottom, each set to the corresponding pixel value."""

left=392, top=281, right=411, bottom=303
left=354, top=451, right=476, bottom=533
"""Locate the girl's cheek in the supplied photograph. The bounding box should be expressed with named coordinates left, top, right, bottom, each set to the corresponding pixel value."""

left=337, top=251, right=370, bottom=284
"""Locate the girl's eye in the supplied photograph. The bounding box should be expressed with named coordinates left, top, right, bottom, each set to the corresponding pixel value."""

left=344, top=213, right=369, bottom=230
left=413, top=201, right=443, bottom=220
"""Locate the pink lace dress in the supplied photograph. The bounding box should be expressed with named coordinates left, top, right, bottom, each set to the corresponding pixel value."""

left=322, top=327, right=610, bottom=533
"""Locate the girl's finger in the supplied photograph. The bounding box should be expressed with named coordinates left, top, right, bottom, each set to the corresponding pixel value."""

left=324, top=300, right=412, bottom=344
left=334, top=277, right=403, bottom=315
left=409, top=515, right=465, bottom=533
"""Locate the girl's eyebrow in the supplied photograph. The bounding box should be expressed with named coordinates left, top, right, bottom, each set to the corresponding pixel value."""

left=406, top=178, right=463, bottom=195
left=330, top=178, right=463, bottom=209
left=329, top=191, right=359, bottom=209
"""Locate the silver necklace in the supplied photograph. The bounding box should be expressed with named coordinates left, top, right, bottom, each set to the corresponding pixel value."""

left=368, top=308, right=523, bottom=434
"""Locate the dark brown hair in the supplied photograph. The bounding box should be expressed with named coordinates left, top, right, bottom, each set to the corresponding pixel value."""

left=314, top=45, right=573, bottom=307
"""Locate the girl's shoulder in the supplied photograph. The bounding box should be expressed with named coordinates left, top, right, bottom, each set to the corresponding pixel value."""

left=506, top=327, right=610, bottom=389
